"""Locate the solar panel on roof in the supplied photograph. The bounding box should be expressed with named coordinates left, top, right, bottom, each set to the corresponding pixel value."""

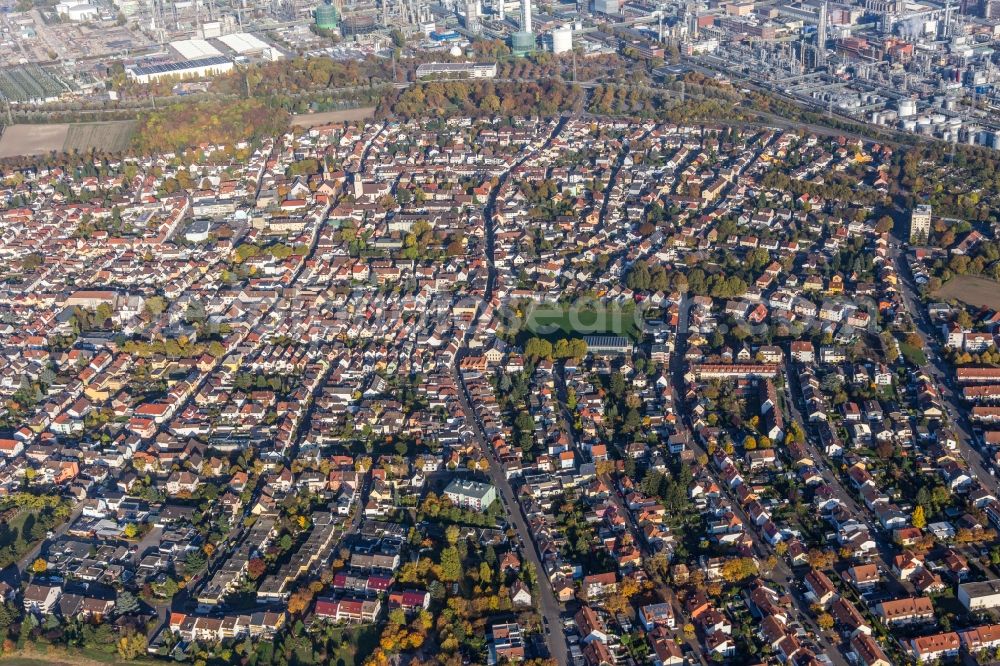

left=130, top=55, right=230, bottom=76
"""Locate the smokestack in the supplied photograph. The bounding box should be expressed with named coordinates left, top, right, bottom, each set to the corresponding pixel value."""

left=816, top=0, right=827, bottom=67
left=522, top=0, right=531, bottom=33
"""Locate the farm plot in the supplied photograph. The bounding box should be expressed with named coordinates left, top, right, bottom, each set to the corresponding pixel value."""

left=934, top=274, right=1000, bottom=311
left=63, top=120, right=137, bottom=153
left=0, top=120, right=137, bottom=158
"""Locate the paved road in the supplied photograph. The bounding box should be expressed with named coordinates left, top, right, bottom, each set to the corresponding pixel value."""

left=448, top=119, right=573, bottom=666
left=891, top=243, right=1000, bottom=495
left=450, top=362, right=569, bottom=666
left=782, top=359, right=909, bottom=599
left=7, top=504, right=84, bottom=587
left=668, top=295, right=850, bottom=666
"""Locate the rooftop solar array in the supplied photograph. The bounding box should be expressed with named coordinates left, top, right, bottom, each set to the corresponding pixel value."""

left=128, top=55, right=231, bottom=77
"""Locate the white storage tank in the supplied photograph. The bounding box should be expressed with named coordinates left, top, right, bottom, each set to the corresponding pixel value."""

left=552, top=26, right=572, bottom=54
left=898, top=98, right=917, bottom=117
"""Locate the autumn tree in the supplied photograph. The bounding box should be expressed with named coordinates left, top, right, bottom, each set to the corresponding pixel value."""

left=117, top=631, right=148, bottom=660
left=247, top=557, right=267, bottom=580
left=287, top=587, right=314, bottom=615
left=439, top=546, right=462, bottom=582
left=720, top=557, right=759, bottom=583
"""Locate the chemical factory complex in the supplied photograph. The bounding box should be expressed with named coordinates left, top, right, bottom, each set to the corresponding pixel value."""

left=1, top=0, right=1000, bottom=144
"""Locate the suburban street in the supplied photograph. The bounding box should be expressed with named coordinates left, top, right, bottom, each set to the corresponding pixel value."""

left=890, top=243, right=1000, bottom=495
left=5, top=504, right=84, bottom=588
left=450, top=359, right=569, bottom=666
left=667, top=296, right=850, bottom=666
left=437, top=117, right=576, bottom=666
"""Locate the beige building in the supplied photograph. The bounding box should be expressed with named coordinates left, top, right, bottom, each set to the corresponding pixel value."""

left=910, top=205, right=932, bottom=243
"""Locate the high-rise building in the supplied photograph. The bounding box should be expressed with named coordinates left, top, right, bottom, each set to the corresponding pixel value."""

left=910, top=204, right=932, bottom=243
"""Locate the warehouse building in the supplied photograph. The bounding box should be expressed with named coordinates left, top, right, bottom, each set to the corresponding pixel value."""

left=126, top=56, right=233, bottom=84
left=170, top=38, right=224, bottom=60
left=217, top=32, right=284, bottom=61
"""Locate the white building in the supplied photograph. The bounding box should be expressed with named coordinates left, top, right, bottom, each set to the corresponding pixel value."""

left=56, top=1, right=98, bottom=20
left=593, top=0, right=620, bottom=15
left=959, top=580, right=1000, bottom=611
left=910, top=204, right=932, bottom=243
left=415, top=62, right=497, bottom=79
left=444, top=479, right=497, bottom=511
left=126, top=56, right=234, bottom=84
left=23, top=584, right=61, bottom=615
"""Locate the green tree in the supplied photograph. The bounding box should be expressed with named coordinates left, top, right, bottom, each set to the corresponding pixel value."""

left=524, top=337, right=553, bottom=361
left=116, top=591, right=140, bottom=615
left=439, top=546, right=462, bottom=582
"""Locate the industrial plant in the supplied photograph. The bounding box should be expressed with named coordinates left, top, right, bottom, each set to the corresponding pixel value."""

left=0, top=0, right=998, bottom=149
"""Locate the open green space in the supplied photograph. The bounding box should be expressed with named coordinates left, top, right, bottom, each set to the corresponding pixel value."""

left=523, top=304, right=641, bottom=340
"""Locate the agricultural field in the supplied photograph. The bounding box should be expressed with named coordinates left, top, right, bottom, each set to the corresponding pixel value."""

left=0, top=123, right=68, bottom=158
left=64, top=120, right=137, bottom=153
left=0, top=120, right=136, bottom=158
left=933, top=274, right=1000, bottom=310
left=291, top=107, right=376, bottom=127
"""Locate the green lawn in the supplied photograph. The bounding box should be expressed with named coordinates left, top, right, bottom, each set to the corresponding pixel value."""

left=899, top=342, right=928, bottom=367
left=0, top=510, right=50, bottom=569
left=522, top=304, right=641, bottom=340
left=325, top=625, right=379, bottom=666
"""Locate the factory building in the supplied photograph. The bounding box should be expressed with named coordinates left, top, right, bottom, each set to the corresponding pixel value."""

left=126, top=56, right=234, bottom=84
left=170, top=38, right=224, bottom=61
left=415, top=62, right=497, bottom=79
left=56, top=1, right=98, bottom=20
left=593, top=0, right=620, bottom=15
left=217, top=32, right=284, bottom=60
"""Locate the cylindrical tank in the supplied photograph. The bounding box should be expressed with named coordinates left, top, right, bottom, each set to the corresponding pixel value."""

left=552, top=26, right=572, bottom=54
left=511, top=30, right=535, bottom=57
left=898, top=98, right=917, bottom=117
left=341, top=14, right=377, bottom=35
left=315, top=3, right=339, bottom=29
